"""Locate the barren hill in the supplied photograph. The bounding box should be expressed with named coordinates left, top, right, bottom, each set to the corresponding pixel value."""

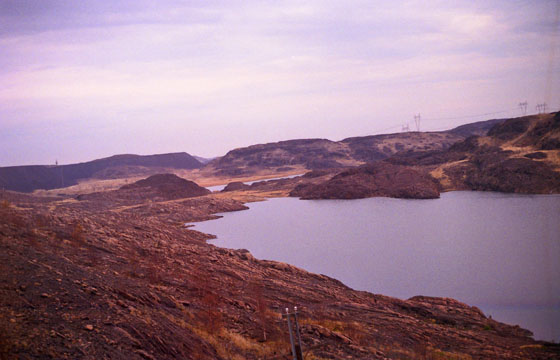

left=0, top=152, right=203, bottom=193
left=423, top=113, right=560, bottom=193
left=204, top=118, right=506, bottom=177
left=77, top=173, right=211, bottom=205
left=234, top=113, right=560, bottom=200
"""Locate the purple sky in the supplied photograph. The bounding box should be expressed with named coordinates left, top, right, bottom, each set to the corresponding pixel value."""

left=1, top=0, right=559, bottom=166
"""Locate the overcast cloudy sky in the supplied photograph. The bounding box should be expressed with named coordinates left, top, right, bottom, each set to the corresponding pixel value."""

left=1, top=0, right=559, bottom=165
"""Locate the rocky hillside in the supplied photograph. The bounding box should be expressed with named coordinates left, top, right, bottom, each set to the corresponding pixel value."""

left=290, top=162, right=440, bottom=200
left=1, top=183, right=558, bottom=359
left=206, top=138, right=356, bottom=177
left=204, top=118, right=505, bottom=177
left=405, top=113, right=560, bottom=194
left=0, top=153, right=203, bottom=193
left=77, top=173, right=211, bottom=204
left=281, top=113, right=559, bottom=200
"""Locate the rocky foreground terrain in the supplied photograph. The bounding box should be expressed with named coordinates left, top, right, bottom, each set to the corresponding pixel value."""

left=1, top=175, right=559, bottom=359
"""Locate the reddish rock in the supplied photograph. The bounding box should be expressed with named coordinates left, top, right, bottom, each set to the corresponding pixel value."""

left=290, top=162, right=440, bottom=199
left=221, top=181, right=250, bottom=192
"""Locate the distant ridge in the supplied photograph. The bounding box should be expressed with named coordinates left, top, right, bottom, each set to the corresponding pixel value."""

left=205, top=117, right=508, bottom=176
left=0, top=117, right=510, bottom=193
left=0, top=152, right=202, bottom=193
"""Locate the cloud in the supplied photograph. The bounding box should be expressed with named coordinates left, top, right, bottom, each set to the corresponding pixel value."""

left=0, top=0, right=558, bottom=165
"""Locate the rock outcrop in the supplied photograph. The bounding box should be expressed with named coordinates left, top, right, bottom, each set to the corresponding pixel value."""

left=77, top=173, right=210, bottom=204
left=290, top=162, right=440, bottom=199
left=120, top=173, right=210, bottom=198
left=221, top=181, right=250, bottom=192
left=438, top=113, right=560, bottom=193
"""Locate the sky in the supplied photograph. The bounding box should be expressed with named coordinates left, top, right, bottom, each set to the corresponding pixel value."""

left=1, top=0, right=559, bottom=166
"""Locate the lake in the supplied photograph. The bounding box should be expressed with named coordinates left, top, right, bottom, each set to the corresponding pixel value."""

left=206, top=174, right=304, bottom=192
left=192, top=191, right=560, bottom=342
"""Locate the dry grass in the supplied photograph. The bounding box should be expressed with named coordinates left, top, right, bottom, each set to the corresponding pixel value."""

left=33, top=177, right=145, bottom=197
left=430, top=166, right=451, bottom=188
left=429, top=160, right=468, bottom=191
left=301, top=318, right=369, bottom=346
left=212, top=189, right=291, bottom=203
left=1, top=199, right=11, bottom=209
left=190, top=326, right=290, bottom=360
left=476, top=136, right=497, bottom=147
left=548, top=150, right=560, bottom=168
left=381, top=343, right=473, bottom=360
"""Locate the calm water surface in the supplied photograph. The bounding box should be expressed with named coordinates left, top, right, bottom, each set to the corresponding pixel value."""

left=192, top=191, right=560, bottom=341
left=206, top=174, right=303, bottom=192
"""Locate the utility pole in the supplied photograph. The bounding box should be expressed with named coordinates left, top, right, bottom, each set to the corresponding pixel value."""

left=283, top=307, right=304, bottom=360
left=401, top=123, right=410, bottom=132
left=58, top=160, right=64, bottom=187
left=414, top=114, right=421, bottom=132
left=519, top=101, right=528, bottom=116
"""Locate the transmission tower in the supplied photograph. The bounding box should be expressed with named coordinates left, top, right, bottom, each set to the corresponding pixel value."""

left=414, top=114, right=421, bottom=132
left=402, top=123, right=410, bottom=132
left=536, top=103, right=548, bottom=114
left=519, top=101, right=528, bottom=116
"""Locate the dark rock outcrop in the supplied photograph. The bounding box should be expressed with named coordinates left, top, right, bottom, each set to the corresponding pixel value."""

left=120, top=173, right=210, bottom=198
left=524, top=152, right=547, bottom=159
left=290, top=162, right=440, bottom=199
left=487, top=116, right=532, bottom=140
left=221, top=181, right=250, bottom=192
left=465, top=157, right=560, bottom=193
left=78, top=174, right=210, bottom=203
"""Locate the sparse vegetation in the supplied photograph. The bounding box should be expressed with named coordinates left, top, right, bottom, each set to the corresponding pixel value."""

left=1, top=199, right=10, bottom=209
left=382, top=344, right=473, bottom=360
left=70, top=221, right=84, bottom=243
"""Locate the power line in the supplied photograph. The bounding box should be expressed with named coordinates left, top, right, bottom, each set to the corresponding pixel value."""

left=369, top=103, right=559, bottom=136
left=421, top=108, right=517, bottom=122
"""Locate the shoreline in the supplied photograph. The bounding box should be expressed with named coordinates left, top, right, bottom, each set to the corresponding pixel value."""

left=2, top=184, right=559, bottom=358
left=192, top=190, right=560, bottom=343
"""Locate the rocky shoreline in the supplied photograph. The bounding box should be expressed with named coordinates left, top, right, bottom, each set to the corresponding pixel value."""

left=1, top=177, right=559, bottom=359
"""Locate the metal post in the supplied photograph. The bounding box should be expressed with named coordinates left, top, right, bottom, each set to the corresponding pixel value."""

left=285, top=308, right=297, bottom=360
left=293, top=307, right=304, bottom=360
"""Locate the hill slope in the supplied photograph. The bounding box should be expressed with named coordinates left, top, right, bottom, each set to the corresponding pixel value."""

left=384, top=113, right=560, bottom=194
left=204, top=118, right=506, bottom=176
left=0, top=153, right=203, bottom=193
left=280, top=113, right=560, bottom=200
left=77, top=173, right=211, bottom=204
